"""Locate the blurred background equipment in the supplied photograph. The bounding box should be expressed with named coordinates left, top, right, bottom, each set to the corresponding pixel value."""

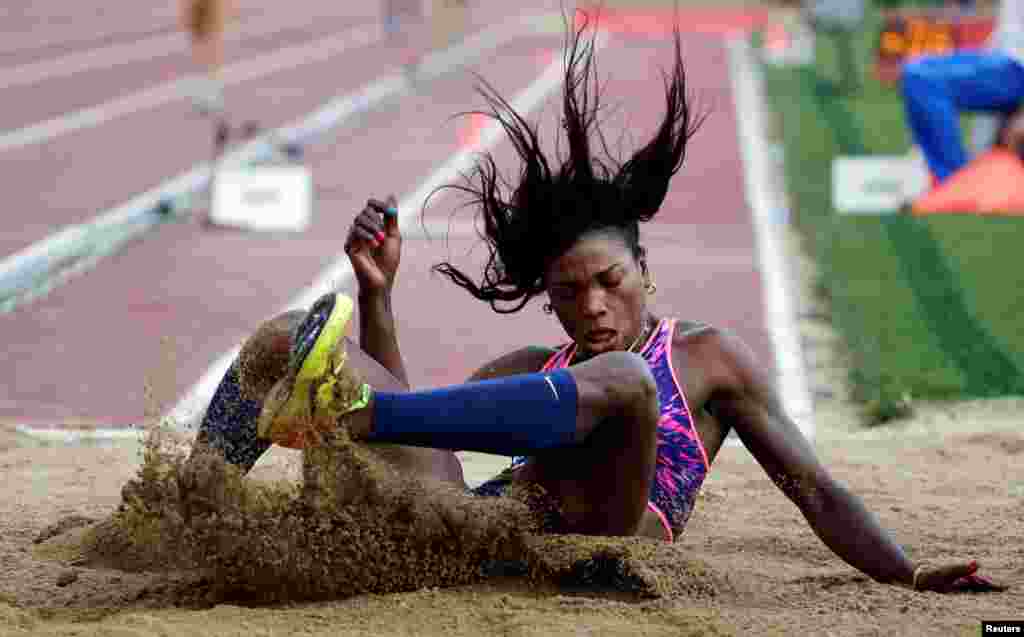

left=208, top=121, right=312, bottom=232
left=874, top=3, right=994, bottom=85
left=432, top=0, right=469, bottom=51
left=831, top=153, right=931, bottom=213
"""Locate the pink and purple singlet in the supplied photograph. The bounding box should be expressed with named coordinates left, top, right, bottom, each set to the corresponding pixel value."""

left=514, top=317, right=710, bottom=541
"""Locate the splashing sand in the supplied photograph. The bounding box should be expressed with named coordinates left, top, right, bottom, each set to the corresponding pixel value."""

left=33, top=414, right=710, bottom=607
left=61, top=425, right=529, bottom=603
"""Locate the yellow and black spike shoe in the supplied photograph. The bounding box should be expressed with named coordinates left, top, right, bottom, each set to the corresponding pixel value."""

left=257, top=293, right=370, bottom=449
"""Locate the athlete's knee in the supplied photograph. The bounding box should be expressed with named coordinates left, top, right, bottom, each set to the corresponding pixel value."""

left=595, top=351, right=658, bottom=411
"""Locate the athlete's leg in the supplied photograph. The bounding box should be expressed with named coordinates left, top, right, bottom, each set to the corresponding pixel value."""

left=187, top=312, right=298, bottom=472
left=261, top=293, right=658, bottom=537
left=350, top=351, right=659, bottom=536
left=285, top=310, right=659, bottom=537
left=508, top=353, right=661, bottom=537
left=455, top=353, right=664, bottom=538
left=188, top=309, right=465, bottom=486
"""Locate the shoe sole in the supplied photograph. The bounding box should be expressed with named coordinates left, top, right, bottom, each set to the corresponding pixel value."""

left=257, top=293, right=354, bottom=448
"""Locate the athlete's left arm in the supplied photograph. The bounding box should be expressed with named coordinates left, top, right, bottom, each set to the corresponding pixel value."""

left=701, top=329, right=1002, bottom=593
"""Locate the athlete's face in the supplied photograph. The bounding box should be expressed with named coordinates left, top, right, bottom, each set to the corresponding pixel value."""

left=544, top=230, right=649, bottom=358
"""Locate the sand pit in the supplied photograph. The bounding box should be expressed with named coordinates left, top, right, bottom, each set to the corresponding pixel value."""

left=19, top=414, right=715, bottom=608
left=3, top=405, right=1023, bottom=634
left=28, top=431, right=531, bottom=602
left=4, top=394, right=1022, bottom=636
left=1, top=231, right=1022, bottom=635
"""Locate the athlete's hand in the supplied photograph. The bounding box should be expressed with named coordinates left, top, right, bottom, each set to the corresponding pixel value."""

left=912, top=561, right=1007, bottom=593
left=345, top=195, right=401, bottom=294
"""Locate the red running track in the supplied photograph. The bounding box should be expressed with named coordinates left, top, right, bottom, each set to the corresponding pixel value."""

left=0, top=3, right=774, bottom=432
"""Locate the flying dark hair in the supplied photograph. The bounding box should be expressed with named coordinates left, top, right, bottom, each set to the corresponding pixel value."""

left=429, top=9, right=704, bottom=313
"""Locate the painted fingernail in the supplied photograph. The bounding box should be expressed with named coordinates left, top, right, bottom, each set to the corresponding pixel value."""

left=385, top=206, right=398, bottom=216
left=375, top=232, right=385, bottom=241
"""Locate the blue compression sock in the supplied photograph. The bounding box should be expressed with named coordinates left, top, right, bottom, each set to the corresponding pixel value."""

left=367, top=369, right=578, bottom=457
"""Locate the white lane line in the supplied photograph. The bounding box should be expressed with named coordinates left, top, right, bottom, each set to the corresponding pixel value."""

left=0, top=12, right=365, bottom=92
left=0, top=23, right=380, bottom=154
left=0, top=12, right=561, bottom=306
left=725, top=36, right=815, bottom=442
left=165, top=30, right=609, bottom=432
left=0, top=73, right=404, bottom=310
left=0, top=13, right=182, bottom=57
left=12, top=426, right=144, bottom=443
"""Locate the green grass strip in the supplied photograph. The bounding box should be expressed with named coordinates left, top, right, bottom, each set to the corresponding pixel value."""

left=766, top=66, right=966, bottom=406
left=925, top=216, right=1024, bottom=379
left=796, top=64, right=1024, bottom=396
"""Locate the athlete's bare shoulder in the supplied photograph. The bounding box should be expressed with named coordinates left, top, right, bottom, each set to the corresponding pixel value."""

left=673, top=319, right=717, bottom=341
left=668, top=319, right=745, bottom=383
left=671, top=319, right=756, bottom=364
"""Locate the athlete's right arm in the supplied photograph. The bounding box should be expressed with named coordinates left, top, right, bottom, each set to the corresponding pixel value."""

left=466, top=346, right=555, bottom=382
left=345, top=196, right=410, bottom=388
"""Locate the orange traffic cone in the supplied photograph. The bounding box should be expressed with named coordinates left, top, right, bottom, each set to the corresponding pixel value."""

left=912, top=148, right=1024, bottom=216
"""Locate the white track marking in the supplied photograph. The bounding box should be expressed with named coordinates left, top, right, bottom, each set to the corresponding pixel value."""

left=0, top=24, right=380, bottom=153
left=1, top=10, right=565, bottom=154
left=11, top=13, right=574, bottom=441
left=0, top=12, right=369, bottom=92
left=0, top=8, right=184, bottom=56
left=725, top=36, right=815, bottom=442
left=12, top=426, right=145, bottom=443
left=0, top=13, right=560, bottom=308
